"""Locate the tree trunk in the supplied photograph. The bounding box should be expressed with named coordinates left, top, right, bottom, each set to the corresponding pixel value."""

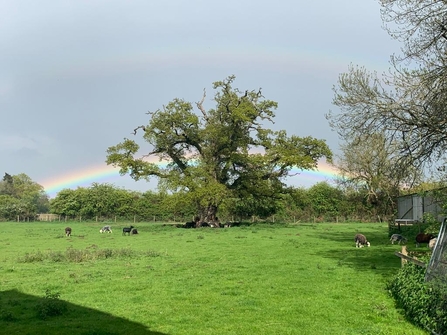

left=200, top=205, right=220, bottom=227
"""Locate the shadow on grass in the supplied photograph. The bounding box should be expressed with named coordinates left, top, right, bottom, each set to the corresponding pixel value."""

left=315, top=229, right=392, bottom=246
left=315, top=230, right=407, bottom=278
left=318, top=246, right=402, bottom=277
left=0, top=289, right=166, bottom=335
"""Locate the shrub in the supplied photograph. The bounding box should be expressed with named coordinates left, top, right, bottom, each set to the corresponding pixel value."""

left=65, top=247, right=89, bottom=262
left=17, top=247, right=159, bottom=263
left=36, top=289, right=68, bottom=320
left=423, top=213, right=441, bottom=235
left=387, top=263, right=447, bottom=334
left=19, top=251, right=45, bottom=263
left=0, top=309, right=16, bottom=322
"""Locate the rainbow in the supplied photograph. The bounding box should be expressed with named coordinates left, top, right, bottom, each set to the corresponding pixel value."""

left=40, top=164, right=123, bottom=198
left=40, top=160, right=339, bottom=198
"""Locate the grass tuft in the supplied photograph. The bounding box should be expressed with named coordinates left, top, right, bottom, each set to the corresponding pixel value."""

left=17, top=247, right=158, bottom=263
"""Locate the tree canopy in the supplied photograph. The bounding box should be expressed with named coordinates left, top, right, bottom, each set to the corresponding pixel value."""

left=0, top=173, right=49, bottom=220
left=327, top=1, right=447, bottom=177
left=107, top=76, right=332, bottom=224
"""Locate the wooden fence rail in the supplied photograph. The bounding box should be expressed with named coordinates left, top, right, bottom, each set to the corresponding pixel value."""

left=395, top=246, right=426, bottom=268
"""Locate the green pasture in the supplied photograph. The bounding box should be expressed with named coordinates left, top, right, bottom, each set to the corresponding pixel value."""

left=0, top=221, right=428, bottom=335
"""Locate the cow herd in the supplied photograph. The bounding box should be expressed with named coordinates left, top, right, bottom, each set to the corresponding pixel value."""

left=64, top=225, right=139, bottom=237
left=354, top=232, right=438, bottom=250
left=65, top=224, right=438, bottom=250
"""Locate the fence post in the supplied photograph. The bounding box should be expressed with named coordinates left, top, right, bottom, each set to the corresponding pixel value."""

left=401, top=246, right=408, bottom=267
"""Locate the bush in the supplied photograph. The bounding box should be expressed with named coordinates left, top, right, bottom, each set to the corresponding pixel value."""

left=0, top=309, right=16, bottom=322
left=36, top=289, right=68, bottom=320
left=387, top=263, right=447, bottom=334
left=423, top=213, right=441, bottom=235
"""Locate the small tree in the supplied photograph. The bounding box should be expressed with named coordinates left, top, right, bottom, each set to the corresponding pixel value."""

left=333, top=133, right=422, bottom=217
left=107, top=76, right=332, bottom=224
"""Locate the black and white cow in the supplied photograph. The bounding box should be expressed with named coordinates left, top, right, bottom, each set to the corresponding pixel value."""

left=65, top=227, right=72, bottom=237
left=100, top=225, right=112, bottom=233
left=390, top=234, right=407, bottom=245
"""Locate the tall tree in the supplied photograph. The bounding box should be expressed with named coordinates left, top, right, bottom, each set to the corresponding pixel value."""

left=107, top=76, right=332, bottom=224
left=327, top=2, right=447, bottom=173
left=0, top=173, right=15, bottom=196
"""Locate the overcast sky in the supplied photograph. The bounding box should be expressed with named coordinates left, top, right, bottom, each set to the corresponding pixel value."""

left=1, top=1, right=401, bottom=196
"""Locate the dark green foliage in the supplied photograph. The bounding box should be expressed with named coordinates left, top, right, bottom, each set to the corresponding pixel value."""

left=307, top=182, right=345, bottom=217
left=36, top=290, right=68, bottom=320
left=388, top=263, right=447, bottom=334
left=423, top=213, right=442, bottom=235
left=0, top=173, right=49, bottom=220
left=0, top=309, right=16, bottom=322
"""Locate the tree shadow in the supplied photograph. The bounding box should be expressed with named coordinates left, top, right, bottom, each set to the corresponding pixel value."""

left=315, top=230, right=406, bottom=278
left=0, top=289, right=167, bottom=335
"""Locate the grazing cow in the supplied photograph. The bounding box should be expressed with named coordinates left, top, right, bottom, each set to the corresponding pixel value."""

left=184, top=221, right=196, bottom=228
left=390, top=234, right=407, bottom=245
left=429, top=237, right=438, bottom=250
left=131, top=228, right=138, bottom=235
left=415, top=233, right=436, bottom=247
left=122, top=226, right=134, bottom=235
left=65, top=227, right=72, bottom=237
left=355, top=233, right=370, bottom=248
left=100, top=225, right=112, bottom=233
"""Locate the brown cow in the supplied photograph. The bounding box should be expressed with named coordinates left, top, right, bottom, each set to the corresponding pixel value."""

left=415, top=233, right=435, bottom=247
left=355, top=234, right=370, bottom=248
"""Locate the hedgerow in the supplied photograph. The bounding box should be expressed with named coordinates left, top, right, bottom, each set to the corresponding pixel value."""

left=387, top=263, right=447, bottom=334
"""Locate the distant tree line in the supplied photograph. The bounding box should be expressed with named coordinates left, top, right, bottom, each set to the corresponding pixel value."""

left=0, top=172, right=404, bottom=222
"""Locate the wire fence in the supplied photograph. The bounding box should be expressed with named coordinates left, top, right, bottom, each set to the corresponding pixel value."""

left=2, top=212, right=387, bottom=224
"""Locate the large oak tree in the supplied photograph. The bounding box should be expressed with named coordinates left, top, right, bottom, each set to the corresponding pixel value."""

left=106, top=76, right=332, bottom=225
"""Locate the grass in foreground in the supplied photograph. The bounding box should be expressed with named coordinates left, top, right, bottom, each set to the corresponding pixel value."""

left=0, top=221, right=428, bottom=334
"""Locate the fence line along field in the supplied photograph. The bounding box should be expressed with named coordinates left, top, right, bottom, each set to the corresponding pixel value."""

left=0, top=221, right=427, bottom=335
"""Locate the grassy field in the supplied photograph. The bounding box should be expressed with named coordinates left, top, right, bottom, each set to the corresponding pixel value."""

left=0, top=221, right=429, bottom=335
